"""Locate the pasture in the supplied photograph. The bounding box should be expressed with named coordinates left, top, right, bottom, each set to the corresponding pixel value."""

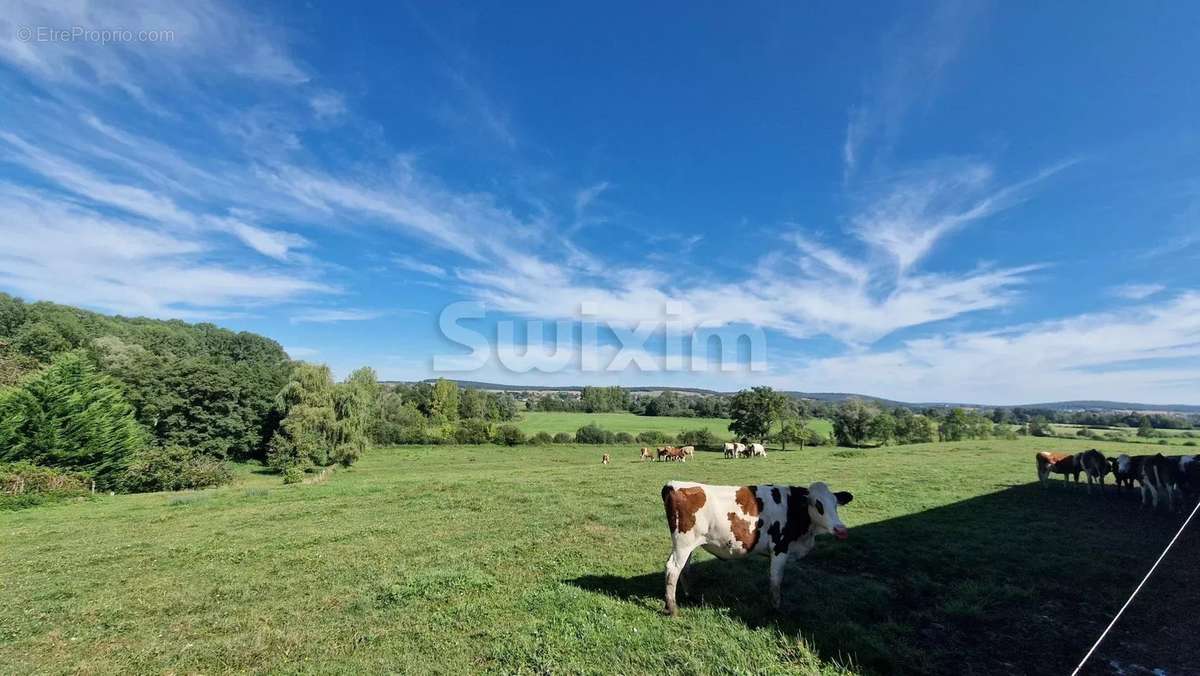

left=516, top=411, right=835, bottom=440
left=2, top=439, right=1197, bottom=674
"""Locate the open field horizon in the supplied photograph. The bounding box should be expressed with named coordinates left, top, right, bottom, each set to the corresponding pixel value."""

left=4, top=437, right=1197, bottom=674
left=515, top=411, right=837, bottom=441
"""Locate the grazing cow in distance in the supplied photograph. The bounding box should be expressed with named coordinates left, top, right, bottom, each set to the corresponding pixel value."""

left=601, top=453, right=610, bottom=465
left=749, top=443, right=767, bottom=458
left=680, top=446, right=695, bottom=460
left=661, top=479, right=854, bottom=614
left=733, top=442, right=747, bottom=458
left=1077, top=449, right=1110, bottom=494
left=640, top=447, right=655, bottom=462
left=659, top=447, right=687, bottom=462
left=723, top=443, right=736, bottom=459
left=1036, top=451, right=1080, bottom=487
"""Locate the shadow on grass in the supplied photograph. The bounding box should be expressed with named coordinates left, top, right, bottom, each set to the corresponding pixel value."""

left=568, top=482, right=1200, bottom=675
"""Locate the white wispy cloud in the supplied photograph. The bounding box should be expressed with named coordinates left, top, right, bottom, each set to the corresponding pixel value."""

left=309, top=91, right=347, bottom=120
left=0, top=188, right=330, bottom=317
left=0, top=0, right=307, bottom=99
left=290, top=308, right=384, bottom=324
left=574, top=181, right=610, bottom=215
left=1111, top=283, right=1166, bottom=300
left=459, top=160, right=1061, bottom=344
left=779, top=292, right=1200, bottom=404
left=209, top=217, right=310, bottom=261
left=283, top=346, right=319, bottom=358
left=841, top=2, right=986, bottom=180
left=393, top=255, right=448, bottom=278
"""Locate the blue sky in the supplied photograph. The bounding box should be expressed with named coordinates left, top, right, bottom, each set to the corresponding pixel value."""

left=1, top=1, right=1199, bottom=404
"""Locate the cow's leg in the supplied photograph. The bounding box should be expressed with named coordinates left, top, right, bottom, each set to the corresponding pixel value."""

left=678, top=549, right=697, bottom=597
left=664, top=541, right=701, bottom=616
left=768, top=552, right=789, bottom=609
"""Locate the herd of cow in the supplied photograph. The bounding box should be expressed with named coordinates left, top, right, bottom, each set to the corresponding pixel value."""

left=1036, top=449, right=1200, bottom=511
left=649, top=447, right=1198, bottom=616
left=625, top=442, right=767, bottom=464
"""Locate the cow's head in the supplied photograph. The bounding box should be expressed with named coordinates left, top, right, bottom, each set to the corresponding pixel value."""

left=807, top=481, right=853, bottom=540
left=1111, top=454, right=1130, bottom=475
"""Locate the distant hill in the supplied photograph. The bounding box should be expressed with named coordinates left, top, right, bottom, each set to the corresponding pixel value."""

left=382, top=379, right=1200, bottom=414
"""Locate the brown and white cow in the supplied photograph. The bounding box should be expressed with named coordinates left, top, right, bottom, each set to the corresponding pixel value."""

left=748, top=443, right=767, bottom=458
left=1036, top=451, right=1080, bottom=487
left=660, top=480, right=853, bottom=614
left=1077, top=449, right=1110, bottom=494
left=679, top=445, right=695, bottom=460
left=601, top=453, right=611, bottom=465
left=723, top=443, right=737, bottom=459
left=732, top=442, right=747, bottom=458
left=640, top=447, right=655, bottom=462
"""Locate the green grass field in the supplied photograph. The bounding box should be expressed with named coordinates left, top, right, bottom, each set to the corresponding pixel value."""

left=2, top=437, right=1197, bottom=674
left=1050, top=423, right=1200, bottom=446
left=516, top=411, right=834, bottom=440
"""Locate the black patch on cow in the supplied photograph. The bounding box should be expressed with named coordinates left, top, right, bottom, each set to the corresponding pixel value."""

left=767, top=521, right=783, bottom=552
left=768, top=487, right=813, bottom=555
left=770, top=487, right=781, bottom=504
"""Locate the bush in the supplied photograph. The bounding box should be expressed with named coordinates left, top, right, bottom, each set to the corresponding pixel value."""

left=530, top=431, right=554, bottom=445
left=1184, top=440, right=1197, bottom=447
left=575, top=424, right=614, bottom=444
left=120, top=445, right=233, bottom=493
left=453, top=419, right=493, bottom=444
left=282, top=466, right=304, bottom=484
left=636, top=430, right=671, bottom=445
left=493, top=424, right=526, bottom=446
left=802, top=428, right=832, bottom=446
left=614, top=431, right=635, bottom=443
left=552, top=432, right=573, bottom=444
left=0, top=462, right=90, bottom=509
left=1075, top=428, right=1093, bottom=438
left=678, top=428, right=717, bottom=448
left=1158, top=439, right=1169, bottom=445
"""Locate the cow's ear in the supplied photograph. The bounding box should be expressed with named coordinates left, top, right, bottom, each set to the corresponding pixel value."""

left=834, top=491, right=853, bottom=506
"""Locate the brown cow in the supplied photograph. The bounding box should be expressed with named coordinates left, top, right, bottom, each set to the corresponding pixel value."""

left=601, top=453, right=611, bottom=465
left=1036, top=451, right=1080, bottom=487
left=640, top=447, right=655, bottom=461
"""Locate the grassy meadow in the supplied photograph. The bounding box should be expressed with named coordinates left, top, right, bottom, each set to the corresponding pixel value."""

left=2, top=437, right=1197, bottom=675
left=516, top=411, right=835, bottom=440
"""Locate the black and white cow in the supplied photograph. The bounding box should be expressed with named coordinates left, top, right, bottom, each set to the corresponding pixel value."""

left=1141, top=454, right=1200, bottom=511
left=1076, top=449, right=1110, bottom=494
left=660, top=480, right=853, bottom=614
left=1109, top=454, right=1147, bottom=491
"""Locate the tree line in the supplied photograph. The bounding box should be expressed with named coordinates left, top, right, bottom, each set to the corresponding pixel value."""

left=0, top=294, right=392, bottom=494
